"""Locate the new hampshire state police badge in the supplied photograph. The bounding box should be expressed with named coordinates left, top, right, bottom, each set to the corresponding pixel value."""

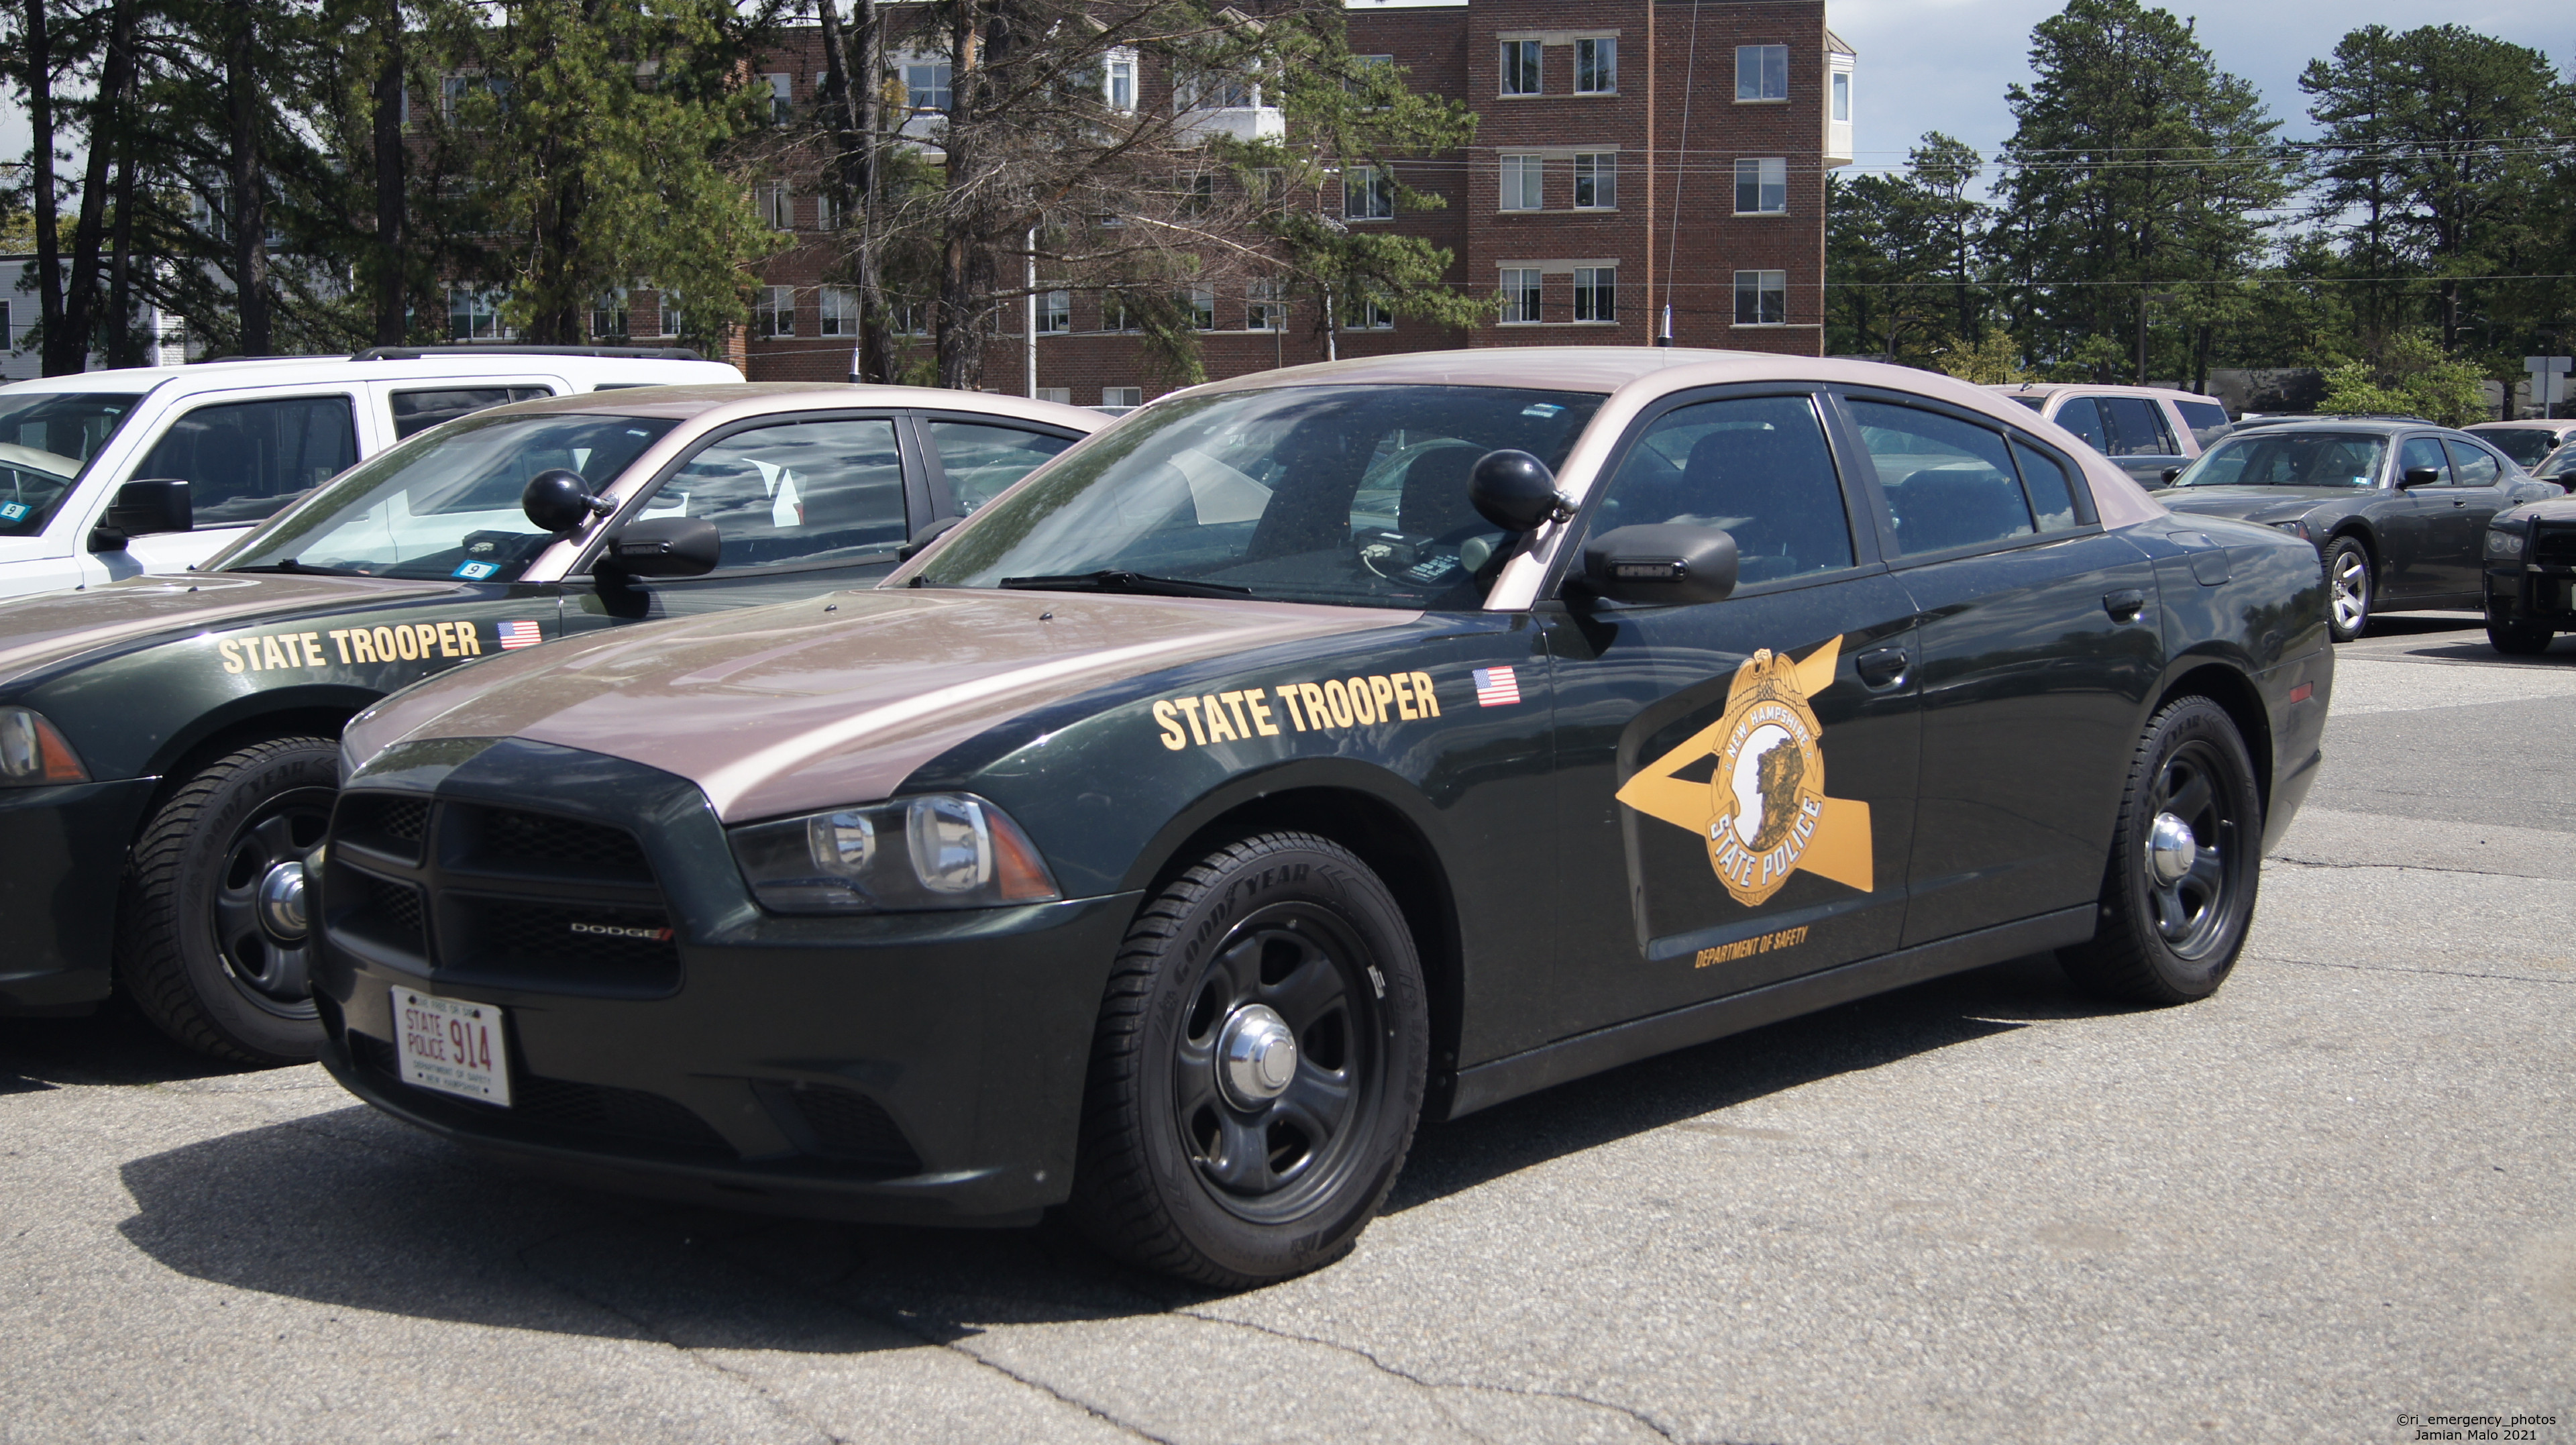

left=1615, top=635, right=1874, bottom=908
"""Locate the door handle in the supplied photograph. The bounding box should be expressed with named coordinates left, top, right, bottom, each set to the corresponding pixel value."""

left=2451, top=497, right=2470, bottom=507
left=1855, top=645, right=1910, bottom=688
left=2103, top=588, right=2146, bottom=623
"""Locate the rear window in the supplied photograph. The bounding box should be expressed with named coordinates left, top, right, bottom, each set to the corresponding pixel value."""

left=2175, top=399, right=2231, bottom=449
left=390, top=386, right=554, bottom=439
left=2475, top=428, right=2559, bottom=468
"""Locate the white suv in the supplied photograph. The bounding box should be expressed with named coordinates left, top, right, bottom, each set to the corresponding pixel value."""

left=1988, top=382, right=2232, bottom=489
left=0, top=345, right=742, bottom=600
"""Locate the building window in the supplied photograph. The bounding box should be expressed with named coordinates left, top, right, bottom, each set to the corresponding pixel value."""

left=1040, top=289, right=1071, bottom=333
left=1573, top=38, right=1616, bottom=95
left=1185, top=286, right=1216, bottom=331
left=756, top=285, right=795, bottom=337
left=1734, top=157, right=1788, bottom=214
left=1252, top=166, right=1287, bottom=209
left=1572, top=267, right=1615, bottom=323
left=1737, top=44, right=1788, bottom=101
left=1100, top=292, right=1137, bottom=331
left=1499, top=268, right=1542, bottom=325
left=1573, top=152, right=1616, bottom=209
left=1036, top=387, right=1072, bottom=405
left=902, top=60, right=951, bottom=114
left=1345, top=165, right=1393, bottom=221
left=447, top=286, right=509, bottom=340
left=1499, top=154, right=1543, bottom=212
left=1348, top=54, right=1394, bottom=105
left=815, top=191, right=843, bottom=231
left=1344, top=292, right=1393, bottom=331
left=765, top=73, right=792, bottom=125
left=439, top=73, right=509, bottom=121
left=1733, top=270, right=1787, bottom=326
left=1246, top=278, right=1283, bottom=331
left=655, top=290, right=683, bottom=337
left=1500, top=40, right=1541, bottom=96
left=1183, top=173, right=1216, bottom=217
left=1104, top=386, right=1144, bottom=408
left=758, top=181, right=794, bottom=230
left=590, top=288, right=628, bottom=339
left=893, top=301, right=928, bottom=336
left=1178, top=68, right=1254, bottom=110
left=1832, top=70, right=1851, bottom=122
left=820, top=286, right=857, bottom=337
left=1104, top=50, right=1136, bottom=112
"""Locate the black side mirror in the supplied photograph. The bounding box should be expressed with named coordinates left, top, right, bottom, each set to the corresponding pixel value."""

left=2398, top=466, right=2443, bottom=488
left=601, top=517, right=720, bottom=578
left=1579, top=524, right=1738, bottom=606
left=1468, top=449, right=1575, bottom=533
left=897, top=514, right=962, bottom=562
left=89, top=478, right=193, bottom=551
left=522, top=469, right=611, bottom=532
left=2159, top=466, right=2182, bottom=486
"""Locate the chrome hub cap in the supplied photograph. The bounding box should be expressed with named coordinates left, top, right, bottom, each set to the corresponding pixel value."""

left=256, top=859, right=308, bottom=942
left=1216, top=1003, right=1299, bottom=1108
left=2146, top=812, right=2198, bottom=886
left=2331, top=552, right=2369, bottom=629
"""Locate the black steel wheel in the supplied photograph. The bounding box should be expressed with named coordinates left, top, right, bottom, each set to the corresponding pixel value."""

left=116, top=736, right=339, bottom=1065
left=2488, top=620, right=2553, bottom=655
left=1071, top=832, right=1427, bottom=1287
left=2060, top=697, right=2261, bottom=1005
left=2323, top=537, right=2372, bottom=643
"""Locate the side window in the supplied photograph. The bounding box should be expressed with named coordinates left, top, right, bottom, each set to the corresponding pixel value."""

left=2442, top=439, right=2502, bottom=488
left=1847, top=399, right=2035, bottom=555
left=2175, top=399, right=2231, bottom=449
left=138, top=395, right=360, bottom=527
left=2397, top=436, right=2451, bottom=487
left=2101, top=397, right=2175, bottom=456
left=640, top=417, right=908, bottom=569
left=2052, top=396, right=2108, bottom=452
left=924, top=421, right=1075, bottom=513
left=1595, top=394, right=1854, bottom=584
left=2008, top=438, right=2082, bottom=531
left=390, top=386, right=553, bottom=439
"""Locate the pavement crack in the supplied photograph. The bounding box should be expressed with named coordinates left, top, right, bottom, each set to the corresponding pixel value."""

left=2255, top=953, right=2575, bottom=985
left=2266, top=855, right=2558, bottom=881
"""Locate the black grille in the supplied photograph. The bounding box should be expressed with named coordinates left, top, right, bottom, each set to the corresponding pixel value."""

left=455, top=806, right=651, bottom=882
left=786, top=1084, right=922, bottom=1173
left=345, top=1029, right=729, bottom=1157
left=337, top=794, right=429, bottom=861
left=447, top=898, right=680, bottom=992
left=2535, top=525, right=2576, bottom=569
left=333, top=870, right=427, bottom=957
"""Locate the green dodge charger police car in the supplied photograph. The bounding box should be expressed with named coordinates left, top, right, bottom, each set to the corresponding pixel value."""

left=0, top=383, right=1098, bottom=1061
left=311, top=348, right=2332, bottom=1286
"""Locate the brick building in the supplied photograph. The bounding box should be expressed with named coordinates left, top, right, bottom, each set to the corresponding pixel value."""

left=728, top=0, right=1849, bottom=399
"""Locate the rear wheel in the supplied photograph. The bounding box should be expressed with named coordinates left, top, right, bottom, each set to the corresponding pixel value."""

left=2488, top=620, right=2553, bottom=655
left=115, top=737, right=337, bottom=1065
left=2060, top=698, right=2261, bottom=1005
left=1069, top=833, right=1427, bottom=1287
left=2323, top=537, right=2372, bottom=643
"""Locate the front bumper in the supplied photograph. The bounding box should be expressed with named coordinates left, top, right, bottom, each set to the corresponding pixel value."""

left=312, top=737, right=1137, bottom=1226
left=2486, top=557, right=2576, bottom=627
left=0, top=776, right=160, bottom=1013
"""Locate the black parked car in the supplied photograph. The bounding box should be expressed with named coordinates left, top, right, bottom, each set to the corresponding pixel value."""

left=2158, top=420, right=2558, bottom=642
left=2482, top=491, right=2576, bottom=653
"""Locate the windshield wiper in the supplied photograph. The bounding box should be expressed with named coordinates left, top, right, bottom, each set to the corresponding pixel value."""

left=224, top=558, right=373, bottom=577
left=999, top=570, right=1253, bottom=600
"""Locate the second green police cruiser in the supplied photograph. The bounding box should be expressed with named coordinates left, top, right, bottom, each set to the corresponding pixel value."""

left=0, top=384, right=1099, bottom=1061
left=311, top=350, right=2332, bottom=1286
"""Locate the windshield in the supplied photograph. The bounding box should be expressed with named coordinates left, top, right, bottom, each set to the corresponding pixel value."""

left=915, top=384, right=1605, bottom=608
left=0, top=390, right=144, bottom=537
left=2477, top=427, right=2559, bottom=468
left=2005, top=394, right=2045, bottom=411
left=210, top=412, right=676, bottom=581
left=2174, top=431, right=2386, bottom=490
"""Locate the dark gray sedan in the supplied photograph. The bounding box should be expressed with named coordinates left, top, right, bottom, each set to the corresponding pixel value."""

left=2159, top=420, right=2559, bottom=642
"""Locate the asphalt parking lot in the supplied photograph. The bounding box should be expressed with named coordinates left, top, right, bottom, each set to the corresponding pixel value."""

left=3, top=613, right=2569, bottom=1445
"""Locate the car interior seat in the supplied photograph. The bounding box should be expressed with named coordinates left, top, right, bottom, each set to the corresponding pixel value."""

left=1396, top=447, right=1483, bottom=539
left=1889, top=469, right=2031, bottom=553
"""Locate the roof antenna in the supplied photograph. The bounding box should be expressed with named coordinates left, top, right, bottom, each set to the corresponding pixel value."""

left=1661, top=0, right=1704, bottom=349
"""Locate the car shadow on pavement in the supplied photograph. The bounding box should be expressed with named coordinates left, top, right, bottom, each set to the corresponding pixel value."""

left=110, top=951, right=2133, bottom=1341
left=0, top=1002, right=272, bottom=1090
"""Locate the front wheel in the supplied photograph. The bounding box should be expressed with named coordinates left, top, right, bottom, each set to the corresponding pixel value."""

left=2059, top=697, right=2262, bottom=1006
left=2488, top=620, right=2553, bottom=655
left=2323, top=537, right=2373, bottom=643
left=115, top=737, right=338, bottom=1065
left=1069, top=833, right=1428, bottom=1287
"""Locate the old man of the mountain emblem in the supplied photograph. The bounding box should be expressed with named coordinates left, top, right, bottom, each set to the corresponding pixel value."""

left=1615, top=635, right=1874, bottom=908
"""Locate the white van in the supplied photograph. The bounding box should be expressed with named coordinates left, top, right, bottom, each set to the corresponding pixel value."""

left=0, top=346, right=742, bottom=599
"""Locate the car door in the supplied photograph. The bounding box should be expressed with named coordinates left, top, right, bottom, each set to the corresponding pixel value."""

left=2426, top=438, right=2511, bottom=598
left=2380, top=434, right=2455, bottom=600
left=1835, top=390, right=2166, bottom=947
left=121, top=391, right=362, bottom=570
left=561, top=409, right=928, bottom=631
left=1542, top=387, right=1923, bottom=1038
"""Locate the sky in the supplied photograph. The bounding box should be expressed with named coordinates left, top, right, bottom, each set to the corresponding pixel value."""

left=1831, top=0, right=2571, bottom=182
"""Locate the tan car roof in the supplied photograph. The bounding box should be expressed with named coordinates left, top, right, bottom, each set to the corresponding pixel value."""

left=484, top=380, right=1106, bottom=431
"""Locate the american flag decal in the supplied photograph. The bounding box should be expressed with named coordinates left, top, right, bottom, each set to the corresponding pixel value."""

left=496, top=621, right=544, bottom=651
left=1471, top=665, right=1521, bottom=707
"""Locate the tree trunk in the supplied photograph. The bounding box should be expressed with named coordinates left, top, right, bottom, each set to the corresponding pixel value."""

left=59, top=0, right=134, bottom=372
left=103, top=10, right=144, bottom=369
left=226, top=0, right=273, bottom=356
left=25, top=0, right=71, bottom=374
left=2192, top=322, right=2211, bottom=396
left=820, top=0, right=894, bottom=383
left=372, top=14, right=408, bottom=345
left=933, top=3, right=987, bottom=390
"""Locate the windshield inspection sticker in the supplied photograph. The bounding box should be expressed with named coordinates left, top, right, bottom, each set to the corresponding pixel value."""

left=452, top=561, right=499, bottom=580
left=1521, top=403, right=1564, bottom=418
left=0, top=502, right=26, bottom=521
left=1616, top=636, right=1874, bottom=909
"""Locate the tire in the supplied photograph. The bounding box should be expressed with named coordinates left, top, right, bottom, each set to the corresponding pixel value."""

left=1069, top=832, right=1428, bottom=1287
left=2059, top=697, right=2263, bottom=1006
left=2488, top=620, right=2553, bottom=655
left=2323, top=537, right=2373, bottom=643
left=116, top=736, right=338, bottom=1065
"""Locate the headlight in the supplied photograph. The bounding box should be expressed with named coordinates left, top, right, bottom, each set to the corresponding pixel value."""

left=0, top=706, right=89, bottom=786
left=2273, top=520, right=2309, bottom=539
left=2487, top=527, right=2527, bottom=559
left=729, top=793, right=1060, bottom=913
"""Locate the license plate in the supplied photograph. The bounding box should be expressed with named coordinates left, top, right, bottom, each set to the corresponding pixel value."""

left=390, top=987, right=512, bottom=1106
